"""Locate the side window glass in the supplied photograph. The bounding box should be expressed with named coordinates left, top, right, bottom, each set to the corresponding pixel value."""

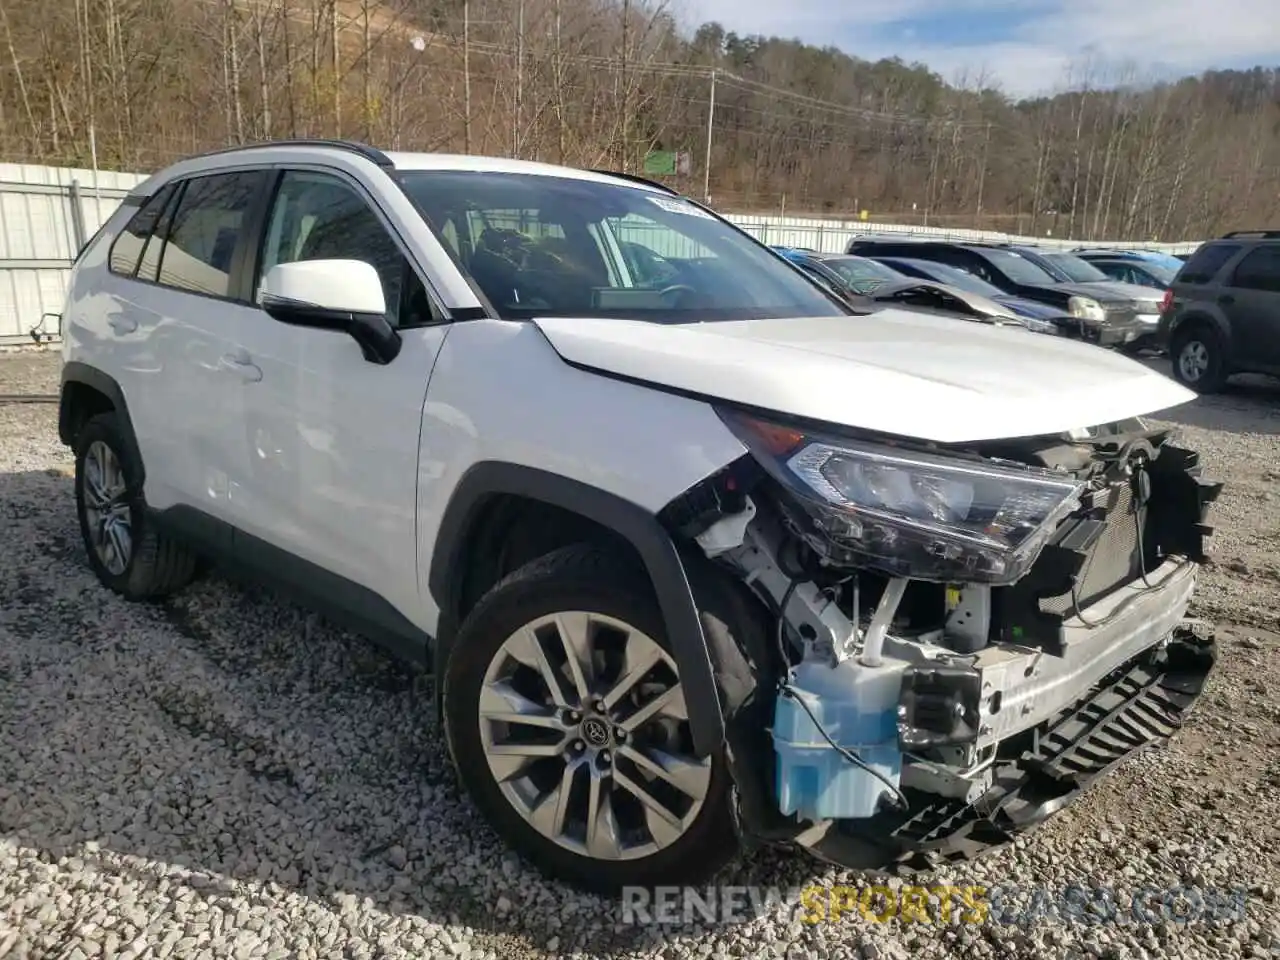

left=108, top=184, right=177, bottom=277
left=1179, top=243, right=1241, bottom=286
left=157, top=171, right=265, bottom=299
left=258, top=170, right=437, bottom=327
left=1231, top=247, right=1280, bottom=293
left=137, top=183, right=183, bottom=282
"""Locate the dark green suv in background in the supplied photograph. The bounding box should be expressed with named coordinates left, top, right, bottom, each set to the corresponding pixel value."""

left=1159, top=231, right=1280, bottom=393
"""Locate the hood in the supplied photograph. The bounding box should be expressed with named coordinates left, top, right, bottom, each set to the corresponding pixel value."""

left=869, top=281, right=1012, bottom=321
left=533, top=310, right=1195, bottom=445
left=992, top=295, right=1070, bottom=321
left=1023, top=280, right=1118, bottom=300
left=1079, top=280, right=1166, bottom=305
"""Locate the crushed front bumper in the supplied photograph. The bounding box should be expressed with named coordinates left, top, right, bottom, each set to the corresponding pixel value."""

left=794, top=619, right=1216, bottom=871
left=1093, top=310, right=1156, bottom=347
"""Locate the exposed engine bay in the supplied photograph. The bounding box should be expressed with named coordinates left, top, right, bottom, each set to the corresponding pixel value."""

left=661, top=409, right=1222, bottom=867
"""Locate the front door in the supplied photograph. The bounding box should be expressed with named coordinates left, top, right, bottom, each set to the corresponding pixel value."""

left=231, top=167, right=451, bottom=630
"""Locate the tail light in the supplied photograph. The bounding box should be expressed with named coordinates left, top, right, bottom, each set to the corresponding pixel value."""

left=1159, top=289, right=1173, bottom=313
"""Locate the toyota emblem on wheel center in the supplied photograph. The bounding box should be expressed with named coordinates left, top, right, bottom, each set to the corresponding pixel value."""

left=582, top=717, right=611, bottom=747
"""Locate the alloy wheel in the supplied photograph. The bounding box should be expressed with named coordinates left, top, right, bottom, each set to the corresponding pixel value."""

left=477, top=611, right=711, bottom=861
left=82, top=440, right=132, bottom=575
left=1178, top=339, right=1209, bottom=382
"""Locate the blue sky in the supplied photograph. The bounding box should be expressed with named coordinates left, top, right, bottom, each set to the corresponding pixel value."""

left=683, top=0, right=1280, bottom=98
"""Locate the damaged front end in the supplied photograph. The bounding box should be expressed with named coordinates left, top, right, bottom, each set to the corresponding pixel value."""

left=661, top=408, right=1223, bottom=871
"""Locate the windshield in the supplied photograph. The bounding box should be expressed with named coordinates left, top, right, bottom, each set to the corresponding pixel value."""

left=820, top=256, right=903, bottom=293
left=1143, top=262, right=1177, bottom=285
left=985, top=249, right=1060, bottom=285
left=892, top=259, right=1007, bottom=298
left=1042, top=252, right=1111, bottom=282
left=397, top=171, right=847, bottom=322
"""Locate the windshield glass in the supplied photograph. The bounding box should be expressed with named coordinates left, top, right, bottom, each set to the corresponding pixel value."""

left=397, top=171, right=847, bottom=322
left=1043, top=252, right=1111, bottom=282
left=894, top=259, right=1007, bottom=298
left=985, top=249, right=1060, bottom=285
left=1134, top=261, right=1177, bottom=285
left=820, top=256, right=903, bottom=293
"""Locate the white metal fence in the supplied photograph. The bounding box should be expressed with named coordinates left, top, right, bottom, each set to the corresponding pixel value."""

left=0, top=160, right=1207, bottom=343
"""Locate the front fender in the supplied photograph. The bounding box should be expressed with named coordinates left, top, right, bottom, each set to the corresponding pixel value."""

left=428, top=461, right=727, bottom=757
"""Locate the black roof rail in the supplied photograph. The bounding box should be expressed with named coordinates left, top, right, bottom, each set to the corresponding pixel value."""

left=185, top=138, right=395, bottom=168
left=588, top=169, right=680, bottom=194
left=1221, top=230, right=1280, bottom=239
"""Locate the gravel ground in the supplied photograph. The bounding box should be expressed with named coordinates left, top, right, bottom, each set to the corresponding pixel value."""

left=2, top=347, right=1279, bottom=960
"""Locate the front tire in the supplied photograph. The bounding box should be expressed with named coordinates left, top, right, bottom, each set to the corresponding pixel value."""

left=442, top=544, right=740, bottom=895
left=73, top=412, right=199, bottom=600
left=1170, top=322, right=1227, bottom=393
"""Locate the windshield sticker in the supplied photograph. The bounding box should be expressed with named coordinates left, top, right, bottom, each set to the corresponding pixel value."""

left=648, top=196, right=716, bottom=219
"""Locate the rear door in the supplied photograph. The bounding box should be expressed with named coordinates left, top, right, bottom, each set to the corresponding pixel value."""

left=106, top=169, right=272, bottom=523
left=1221, top=245, right=1280, bottom=367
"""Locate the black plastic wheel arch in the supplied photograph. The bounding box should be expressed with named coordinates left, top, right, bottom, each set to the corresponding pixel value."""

left=59, top=362, right=145, bottom=484
left=427, top=461, right=726, bottom=757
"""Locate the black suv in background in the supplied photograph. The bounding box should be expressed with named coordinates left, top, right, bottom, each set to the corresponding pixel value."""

left=1160, top=231, right=1280, bottom=393
left=845, top=238, right=1157, bottom=348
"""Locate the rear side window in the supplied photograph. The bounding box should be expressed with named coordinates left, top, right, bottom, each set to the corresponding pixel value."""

left=108, top=185, right=178, bottom=277
left=1178, top=243, right=1241, bottom=285
left=156, top=171, right=267, bottom=299
left=1230, top=246, right=1280, bottom=293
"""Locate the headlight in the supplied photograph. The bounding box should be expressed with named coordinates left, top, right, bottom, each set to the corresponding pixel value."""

left=721, top=411, right=1085, bottom=584
left=1068, top=296, right=1106, bottom=323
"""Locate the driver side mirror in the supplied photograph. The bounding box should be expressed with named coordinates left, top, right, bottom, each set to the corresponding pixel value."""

left=259, top=259, right=402, bottom=365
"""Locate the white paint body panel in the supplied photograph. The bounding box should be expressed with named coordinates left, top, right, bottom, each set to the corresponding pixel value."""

left=412, top=318, right=749, bottom=633
left=532, top=312, right=1196, bottom=443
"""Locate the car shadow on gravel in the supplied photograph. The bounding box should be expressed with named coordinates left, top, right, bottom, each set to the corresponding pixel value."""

left=0, top=468, right=840, bottom=956
left=1141, top=360, right=1280, bottom=437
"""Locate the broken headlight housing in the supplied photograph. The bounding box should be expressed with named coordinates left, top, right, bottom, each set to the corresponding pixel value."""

left=721, top=410, right=1086, bottom=585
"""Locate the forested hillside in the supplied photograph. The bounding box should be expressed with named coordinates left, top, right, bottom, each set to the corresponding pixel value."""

left=1, top=0, right=1277, bottom=240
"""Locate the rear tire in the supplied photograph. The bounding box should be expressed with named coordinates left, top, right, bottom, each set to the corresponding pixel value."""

left=73, top=412, right=199, bottom=600
left=1170, top=322, right=1227, bottom=394
left=442, top=543, right=740, bottom=895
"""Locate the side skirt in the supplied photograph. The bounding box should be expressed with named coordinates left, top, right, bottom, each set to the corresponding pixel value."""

left=150, top=504, right=433, bottom=669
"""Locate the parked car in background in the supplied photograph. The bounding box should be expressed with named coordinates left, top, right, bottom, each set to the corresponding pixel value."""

left=771, top=247, right=904, bottom=295
left=1074, top=249, right=1185, bottom=290
left=1070, top=252, right=1177, bottom=289
left=1159, top=230, right=1280, bottom=392
left=844, top=238, right=1154, bottom=348
left=869, top=256, right=1078, bottom=336
left=772, top=247, right=1049, bottom=333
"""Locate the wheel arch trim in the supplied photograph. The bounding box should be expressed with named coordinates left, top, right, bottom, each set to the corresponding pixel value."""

left=1169, top=309, right=1231, bottom=351
left=427, top=460, right=725, bottom=757
left=59, top=362, right=145, bottom=485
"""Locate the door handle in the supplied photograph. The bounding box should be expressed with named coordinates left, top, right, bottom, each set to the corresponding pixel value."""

left=219, top=351, right=263, bottom=383
left=1218, top=294, right=1235, bottom=306
left=107, top=315, right=138, bottom=334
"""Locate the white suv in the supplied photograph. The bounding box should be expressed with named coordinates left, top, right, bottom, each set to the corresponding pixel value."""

left=58, top=140, right=1223, bottom=894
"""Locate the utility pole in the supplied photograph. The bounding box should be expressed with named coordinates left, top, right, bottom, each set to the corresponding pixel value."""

left=463, top=0, right=471, bottom=153
left=513, top=0, right=524, bottom=158
left=702, top=70, right=716, bottom=205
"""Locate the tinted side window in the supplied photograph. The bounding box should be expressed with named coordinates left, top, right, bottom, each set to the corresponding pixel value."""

left=1178, top=243, right=1241, bottom=285
left=137, top=185, right=183, bottom=282
left=157, top=171, right=266, bottom=299
left=1231, top=247, right=1280, bottom=293
left=108, top=184, right=177, bottom=277
left=257, top=170, right=437, bottom=327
